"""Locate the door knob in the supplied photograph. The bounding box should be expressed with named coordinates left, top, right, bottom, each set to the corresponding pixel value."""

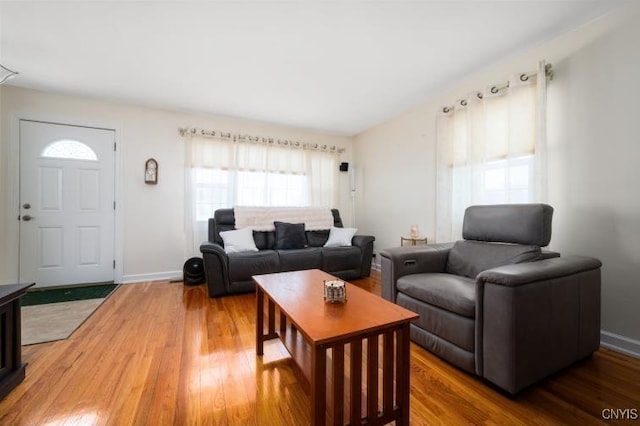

left=23, top=203, right=31, bottom=209
left=22, top=214, right=34, bottom=221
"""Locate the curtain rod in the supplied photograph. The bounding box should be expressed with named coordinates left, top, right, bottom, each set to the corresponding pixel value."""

left=441, top=63, right=553, bottom=114
left=179, top=127, right=345, bottom=154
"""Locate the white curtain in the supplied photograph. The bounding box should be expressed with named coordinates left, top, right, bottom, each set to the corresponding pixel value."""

left=436, top=60, right=548, bottom=242
left=184, top=134, right=339, bottom=256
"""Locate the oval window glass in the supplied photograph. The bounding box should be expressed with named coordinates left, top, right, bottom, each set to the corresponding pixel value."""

left=42, top=140, right=98, bottom=161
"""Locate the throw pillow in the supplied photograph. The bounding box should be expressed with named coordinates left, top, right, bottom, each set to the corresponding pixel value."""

left=219, top=228, right=259, bottom=253
left=324, top=226, right=357, bottom=247
left=274, top=221, right=307, bottom=250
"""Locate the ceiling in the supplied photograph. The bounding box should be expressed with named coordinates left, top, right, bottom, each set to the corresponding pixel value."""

left=0, top=1, right=623, bottom=135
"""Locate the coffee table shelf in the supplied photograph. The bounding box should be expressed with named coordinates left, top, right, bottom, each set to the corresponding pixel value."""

left=279, top=325, right=313, bottom=385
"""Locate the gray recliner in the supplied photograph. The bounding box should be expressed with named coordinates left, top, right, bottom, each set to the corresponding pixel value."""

left=380, top=204, right=601, bottom=394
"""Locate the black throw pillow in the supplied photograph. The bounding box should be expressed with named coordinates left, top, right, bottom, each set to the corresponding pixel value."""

left=274, top=221, right=307, bottom=250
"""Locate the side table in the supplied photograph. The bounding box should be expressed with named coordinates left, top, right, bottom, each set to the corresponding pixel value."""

left=400, top=236, right=428, bottom=246
left=0, top=283, right=35, bottom=401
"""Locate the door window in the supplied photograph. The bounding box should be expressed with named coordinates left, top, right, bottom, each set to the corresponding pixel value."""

left=41, top=140, right=98, bottom=161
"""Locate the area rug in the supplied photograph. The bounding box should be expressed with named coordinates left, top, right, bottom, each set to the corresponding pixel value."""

left=21, top=284, right=118, bottom=306
left=21, top=285, right=119, bottom=345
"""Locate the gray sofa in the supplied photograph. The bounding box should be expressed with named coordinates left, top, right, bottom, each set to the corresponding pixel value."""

left=381, top=204, right=602, bottom=394
left=200, top=208, right=375, bottom=297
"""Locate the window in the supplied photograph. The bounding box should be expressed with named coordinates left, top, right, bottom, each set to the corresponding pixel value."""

left=41, top=140, right=98, bottom=161
left=436, top=62, right=549, bottom=242
left=482, top=156, right=534, bottom=204
left=237, top=171, right=307, bottom=207
left=192, top=169, right=311, bottom=221
left=185, top=134, right=340, bottom=256
left=193, top=169, right=233, bottom=221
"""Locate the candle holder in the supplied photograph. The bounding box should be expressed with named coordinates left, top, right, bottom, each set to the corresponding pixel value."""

left=324, top=279, right=347, bottom=303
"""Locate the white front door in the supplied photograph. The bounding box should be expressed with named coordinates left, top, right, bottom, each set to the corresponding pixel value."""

left=19, top=120, right=116, bottom=288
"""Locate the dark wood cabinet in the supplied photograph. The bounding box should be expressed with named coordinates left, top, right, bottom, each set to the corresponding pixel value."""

left=0, top=283, right=34, bottom=401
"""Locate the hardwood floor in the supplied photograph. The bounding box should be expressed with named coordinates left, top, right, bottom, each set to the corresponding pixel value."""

left=1, top=271, right=639, bottom=425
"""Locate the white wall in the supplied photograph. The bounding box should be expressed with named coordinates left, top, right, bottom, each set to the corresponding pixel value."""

left=0, top=87, right=353, bottom=283
left=354, top=4, right=640, bottom=352
left=547, top=14, right=640, bottom=350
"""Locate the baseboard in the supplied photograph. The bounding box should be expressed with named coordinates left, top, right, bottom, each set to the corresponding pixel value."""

left=121, top=270, right=182, bottom=284
left=601, top=330, right=640, bottom=359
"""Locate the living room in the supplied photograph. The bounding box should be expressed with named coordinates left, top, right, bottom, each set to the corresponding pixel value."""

left=1, top=1, right=639, bottom=424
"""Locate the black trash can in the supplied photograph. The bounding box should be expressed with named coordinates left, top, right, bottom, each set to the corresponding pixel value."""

left=183, top=257, right=205, bottom=285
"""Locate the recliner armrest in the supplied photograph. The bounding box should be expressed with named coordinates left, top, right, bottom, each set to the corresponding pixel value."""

left=380, top=243, right=453, bottom=276
left=352, top=234, right=374, bottom=249
left=475, top=255, right=602, bottom=393
left=200, top=241, right=230, bottom=297
left=352, top=234, right=375, bottom=277
left=476, top=256, right=602, bottom=287
left=380, top=243, right=453, bottom=302
left=200, top=241, right=227, bottom=257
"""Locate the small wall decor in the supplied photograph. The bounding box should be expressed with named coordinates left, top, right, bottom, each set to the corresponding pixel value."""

left=145, top=158, right=158, bottom=184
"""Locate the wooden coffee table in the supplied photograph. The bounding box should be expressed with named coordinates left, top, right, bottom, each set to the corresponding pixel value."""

left=254, top=269, right=418, bottom=425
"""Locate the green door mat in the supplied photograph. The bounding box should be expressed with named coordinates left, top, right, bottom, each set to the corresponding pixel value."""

left=21, top=284, right=118, bottom=306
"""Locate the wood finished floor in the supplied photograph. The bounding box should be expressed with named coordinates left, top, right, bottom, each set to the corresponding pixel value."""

left=1, top=271, right=639, bottom=425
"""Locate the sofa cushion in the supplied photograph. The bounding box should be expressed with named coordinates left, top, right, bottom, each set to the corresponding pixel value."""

left=212, top=209, right=236, bottom=244
left=278, top=248, right=322, bottom=272
left=274, top=221, right=307, bottom=250
left=219, top=228, right=259, bottom=253
left=253, top=231, right=276, bottom=250
left=322, top=246, right=361, bottom=272
left=446, top=240, right=542, bottom=279
left=397, top=292, right=475, bottom=352
left=324, top=226, right=357, bottom=247
left=306, top=230, right=330, bottom=247
left=227, top=250, right=280, bottom=282
left=396, top=273, right=476, bottom=318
